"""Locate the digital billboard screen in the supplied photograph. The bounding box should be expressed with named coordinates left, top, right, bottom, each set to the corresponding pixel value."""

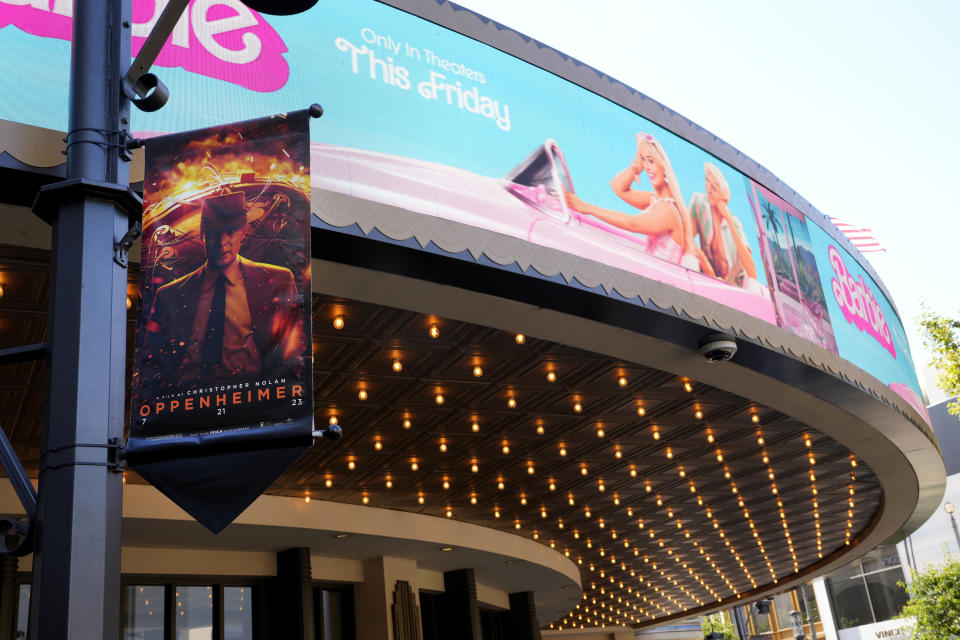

left=0, top=0, right=924, bottom=414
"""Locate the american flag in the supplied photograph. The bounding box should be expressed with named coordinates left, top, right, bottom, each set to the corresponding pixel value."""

left=829, top=217, right=886, bottom=253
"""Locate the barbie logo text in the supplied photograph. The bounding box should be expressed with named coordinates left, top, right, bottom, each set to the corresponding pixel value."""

left=0, top=0, right=288, bottom=92
left=828, top=245, right=895, bottom=358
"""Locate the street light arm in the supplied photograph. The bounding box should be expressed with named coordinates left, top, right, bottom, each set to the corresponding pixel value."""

left=120, top=0, right=188, bottom=112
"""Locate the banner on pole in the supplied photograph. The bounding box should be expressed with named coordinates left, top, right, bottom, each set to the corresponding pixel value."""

left=127, top=111, right=314, bottom=533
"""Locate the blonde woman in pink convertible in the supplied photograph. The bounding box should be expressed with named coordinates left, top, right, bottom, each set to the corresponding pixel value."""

left=564, top=132, right=713, bottom=275
left=688, top=162, right=759, bottom=288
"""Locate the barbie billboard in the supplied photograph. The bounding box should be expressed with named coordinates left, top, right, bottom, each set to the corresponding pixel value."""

left=0, top=0, right=922, bottom=408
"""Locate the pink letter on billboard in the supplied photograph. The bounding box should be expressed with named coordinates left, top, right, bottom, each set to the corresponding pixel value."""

left=1, top=0, right=289, bottom=92
left=828, top=245, right=895, bottom=358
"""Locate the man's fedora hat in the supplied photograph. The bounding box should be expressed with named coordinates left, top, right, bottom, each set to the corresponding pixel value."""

left=200, top=191, right=246, bottom=231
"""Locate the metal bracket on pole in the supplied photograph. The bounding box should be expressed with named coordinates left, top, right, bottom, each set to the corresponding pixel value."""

left=311, top=423, right=342, bottom=442
left=121, top=0, right=189, bottom=112
left=114, top=220, right=142, bottom=268
left=0, top=343, right=46, bottom=367
left=0, top=425, right=37, bottom=556
left=39, top=438, right=127, bottom=474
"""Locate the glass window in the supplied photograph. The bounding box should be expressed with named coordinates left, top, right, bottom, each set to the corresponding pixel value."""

left=317, top=589, right=348, bottom=640
left=224, top=586, right=253, bottom=640
left=826, top=549, right=908, bottom=630
left=124, top=585, right=165, bottom=639
left=827, top=573, right=873, bottom=629
left=748, top=605, right=771, bottom=634
left=866, top=569, right=908, bottom=621
left=798, top=585, right=820, bottom=623
left=15, top=584, right=29, bottom=640
left=772, top=593, right=795, bottom=630
left=175, top=585, right=213, bottom=640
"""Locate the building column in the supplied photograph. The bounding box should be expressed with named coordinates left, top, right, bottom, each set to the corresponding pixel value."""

left=354, top=556, right=422, bottom=640
left=0, top=555, right=17, bottom=640
left=273, top=548, right=315, bottom=640
left=436, top=568, right=482, bottom=640
left=812, top=578, right=838, bottom=640
left=507, top=591, right=541, bottom=640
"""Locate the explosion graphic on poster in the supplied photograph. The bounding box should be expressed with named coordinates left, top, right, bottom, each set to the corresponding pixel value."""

left=132, top=113, right=312, bottom=438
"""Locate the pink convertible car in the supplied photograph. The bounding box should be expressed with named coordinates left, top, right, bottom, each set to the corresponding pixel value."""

left=310, top=140, right=776, bottom=324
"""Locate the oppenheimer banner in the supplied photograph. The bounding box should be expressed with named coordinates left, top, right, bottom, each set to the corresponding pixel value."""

left=127, top=111, right=313, bottom=532
left=0, top=0, right=923, bottom=417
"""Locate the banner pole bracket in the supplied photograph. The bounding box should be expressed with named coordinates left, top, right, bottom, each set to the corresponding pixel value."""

left=114, top=220, right=142, bottom=268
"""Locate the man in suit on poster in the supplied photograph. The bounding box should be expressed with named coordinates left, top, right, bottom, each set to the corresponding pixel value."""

left=140, top=190, right=304, bottom=390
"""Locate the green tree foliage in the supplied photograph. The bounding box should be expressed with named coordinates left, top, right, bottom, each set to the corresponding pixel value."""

left=918, top=305, right=960, bottom=416
left=899, top=558, right=960, bottom=640
left=701, top=612, right=737, bottom=640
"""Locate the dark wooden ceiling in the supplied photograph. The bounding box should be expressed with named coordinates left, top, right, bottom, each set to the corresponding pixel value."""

left=0, top=244, right=882, bottom=630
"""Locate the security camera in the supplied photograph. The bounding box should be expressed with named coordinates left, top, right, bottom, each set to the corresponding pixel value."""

left=698, top=333, right=737, bottom=362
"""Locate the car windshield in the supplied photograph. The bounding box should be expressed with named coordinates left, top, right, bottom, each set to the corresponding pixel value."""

left=502, top=140, right=572, bottom=222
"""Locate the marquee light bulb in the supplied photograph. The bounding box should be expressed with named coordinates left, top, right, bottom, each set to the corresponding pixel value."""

left=683, top=381, right=693, bottom=393
left=325, top=479, right=333, bottom=488
left=328, top=416, right=338, bottom=425
left=507, top=397, right=517, bottom=408
left=473, top=365, right=483, bottom=377
left=434, top=393, right=444, bottom=405
left=429, top=323, right=440, bottom=339
left=636, top=407, right=646, bottom=416
left=392, top=359, right=403, bottom=372
left=373, top=441, right=382, bottom=451
left=618, top=376, right=628, bottom=388
left=515, top=333, right=526, bottom=344
left=333, top=315, right=344, bottom=330
left=547, top=371, right=557, bottom=383
left=536, top=425, right=545, bottom=435
left=471, top=421, right=480, bottom=432
left=439, top=442, right=447, bottom=453
left=573, top=402, right=582, bottom=413
left=347, top=460, right=356, bottom=470
left=470, top=463, right=478, bottom=473
left=357, top=390, right=368, bottom=401
left=411, top=462, right=419, bottom=471
left=402, top=418, right=412, bottom=429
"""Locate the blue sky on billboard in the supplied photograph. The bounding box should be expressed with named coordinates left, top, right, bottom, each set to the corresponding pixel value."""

left=454, top=0, right=960, bottom=394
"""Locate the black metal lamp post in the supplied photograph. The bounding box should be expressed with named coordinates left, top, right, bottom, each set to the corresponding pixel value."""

left=945, top=502, right=960, bottom=549
left=23, top=1, right=319, bottom=638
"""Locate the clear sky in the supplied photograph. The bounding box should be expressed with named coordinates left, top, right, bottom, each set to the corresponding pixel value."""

left=452, top=0, right=960, bottom=399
